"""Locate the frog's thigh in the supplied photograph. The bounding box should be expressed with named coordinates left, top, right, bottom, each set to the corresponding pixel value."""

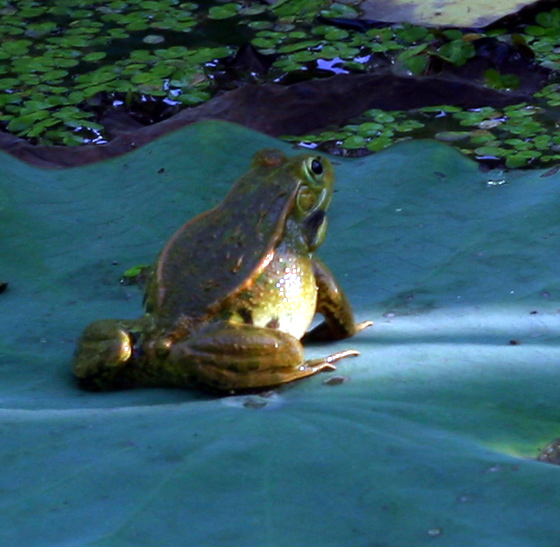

left=168, top=322, right=331, bottom=391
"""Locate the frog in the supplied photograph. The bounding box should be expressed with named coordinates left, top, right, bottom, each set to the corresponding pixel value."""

left=73, top=149, right=372, bottom=394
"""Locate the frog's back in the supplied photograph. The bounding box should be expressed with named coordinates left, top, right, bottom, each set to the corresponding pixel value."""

left=147, top=150, right=299, bottom=322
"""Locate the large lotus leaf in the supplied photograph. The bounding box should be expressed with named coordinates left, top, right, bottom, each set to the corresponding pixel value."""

left=360, top=0, right=539, bottom=27
left=2, top=121, right=560, bottom=545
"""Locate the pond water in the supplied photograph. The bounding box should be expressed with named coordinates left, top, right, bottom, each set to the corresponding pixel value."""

left=1, top=0, right=560, bottom=168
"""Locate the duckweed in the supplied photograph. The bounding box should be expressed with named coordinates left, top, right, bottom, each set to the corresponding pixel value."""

left=0, top=0, right=559, bottom=170
left=208, top=3, right=241, bottom=20
left=284, top=96, right=560, bottom=169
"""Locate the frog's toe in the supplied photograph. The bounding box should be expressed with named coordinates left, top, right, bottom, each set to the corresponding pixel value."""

left=73, top=320, right=133, bottom=380
left=356, top=320, right=374, bottom=333
left=304, top=348, right=360, bottom=373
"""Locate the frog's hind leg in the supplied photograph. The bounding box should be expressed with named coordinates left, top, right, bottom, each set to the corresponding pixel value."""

left=167, top=321, right=354, bottom=393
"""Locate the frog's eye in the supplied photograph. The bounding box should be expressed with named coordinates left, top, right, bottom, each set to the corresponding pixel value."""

left=304, top=157, right=324, bottom=183
left=311, top=158, right=323, bottom=175
left=296, top=155, right=332, bottom=219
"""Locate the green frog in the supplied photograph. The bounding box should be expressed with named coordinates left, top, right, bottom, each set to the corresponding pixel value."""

left=74, top=149, right=372, bottom=393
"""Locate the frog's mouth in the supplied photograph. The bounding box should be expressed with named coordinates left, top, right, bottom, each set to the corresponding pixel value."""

left=303, top=209, right=327, bottom=250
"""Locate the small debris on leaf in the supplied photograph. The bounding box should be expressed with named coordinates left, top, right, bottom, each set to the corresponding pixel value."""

left=120, top=265, right=151, bottom=287
left=242, top=396, right=268, bottom=409
left=323, top=375, right=350, bottom=386
left=537, top=438, right=560, bottom=465
left=541, top=165, right=559, bottom=177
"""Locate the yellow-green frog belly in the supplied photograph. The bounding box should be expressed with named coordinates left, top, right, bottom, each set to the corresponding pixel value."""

left=229, top=242, right=317, bottom=340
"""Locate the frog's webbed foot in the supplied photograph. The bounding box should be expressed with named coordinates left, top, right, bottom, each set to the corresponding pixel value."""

left=303, top=348, right=360, bottom=373
left=355, top=320, right=374, bottom=332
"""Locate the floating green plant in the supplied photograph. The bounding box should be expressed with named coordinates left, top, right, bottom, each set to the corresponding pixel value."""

left=484, top=69, right=521, bottom=90
left=208, top=3, right=240, bottom=20
left=0, top=0, right=232, bottom=143
left=120, top=264, right=151, bottom=286
left=281, top=109, right=421, bottom=155
left=280, top=97, right=560, bottom=169
left=0, top=0, right=560, bottom=171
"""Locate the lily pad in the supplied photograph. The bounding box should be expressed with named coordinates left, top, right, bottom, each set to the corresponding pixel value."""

left=207, top=2, right=240, bottom=19
left=2, top=121, right=560, bottom=544
left=360, top=0, right=540, bottom=27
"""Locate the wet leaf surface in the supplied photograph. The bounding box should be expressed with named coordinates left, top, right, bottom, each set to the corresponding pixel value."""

left=2, top=121, right=560, bottom=544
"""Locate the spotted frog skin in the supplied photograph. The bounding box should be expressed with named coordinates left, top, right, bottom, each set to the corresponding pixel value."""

left=74, top=149, right=372, bottom=393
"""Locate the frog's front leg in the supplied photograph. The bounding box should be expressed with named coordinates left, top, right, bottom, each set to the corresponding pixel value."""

left=166, top=321, right=356, bottom=392
left=303, top=258, right=373, bottom=342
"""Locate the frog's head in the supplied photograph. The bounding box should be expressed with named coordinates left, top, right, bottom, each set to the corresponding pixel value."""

left=290, top=154, right=335, bottom=251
